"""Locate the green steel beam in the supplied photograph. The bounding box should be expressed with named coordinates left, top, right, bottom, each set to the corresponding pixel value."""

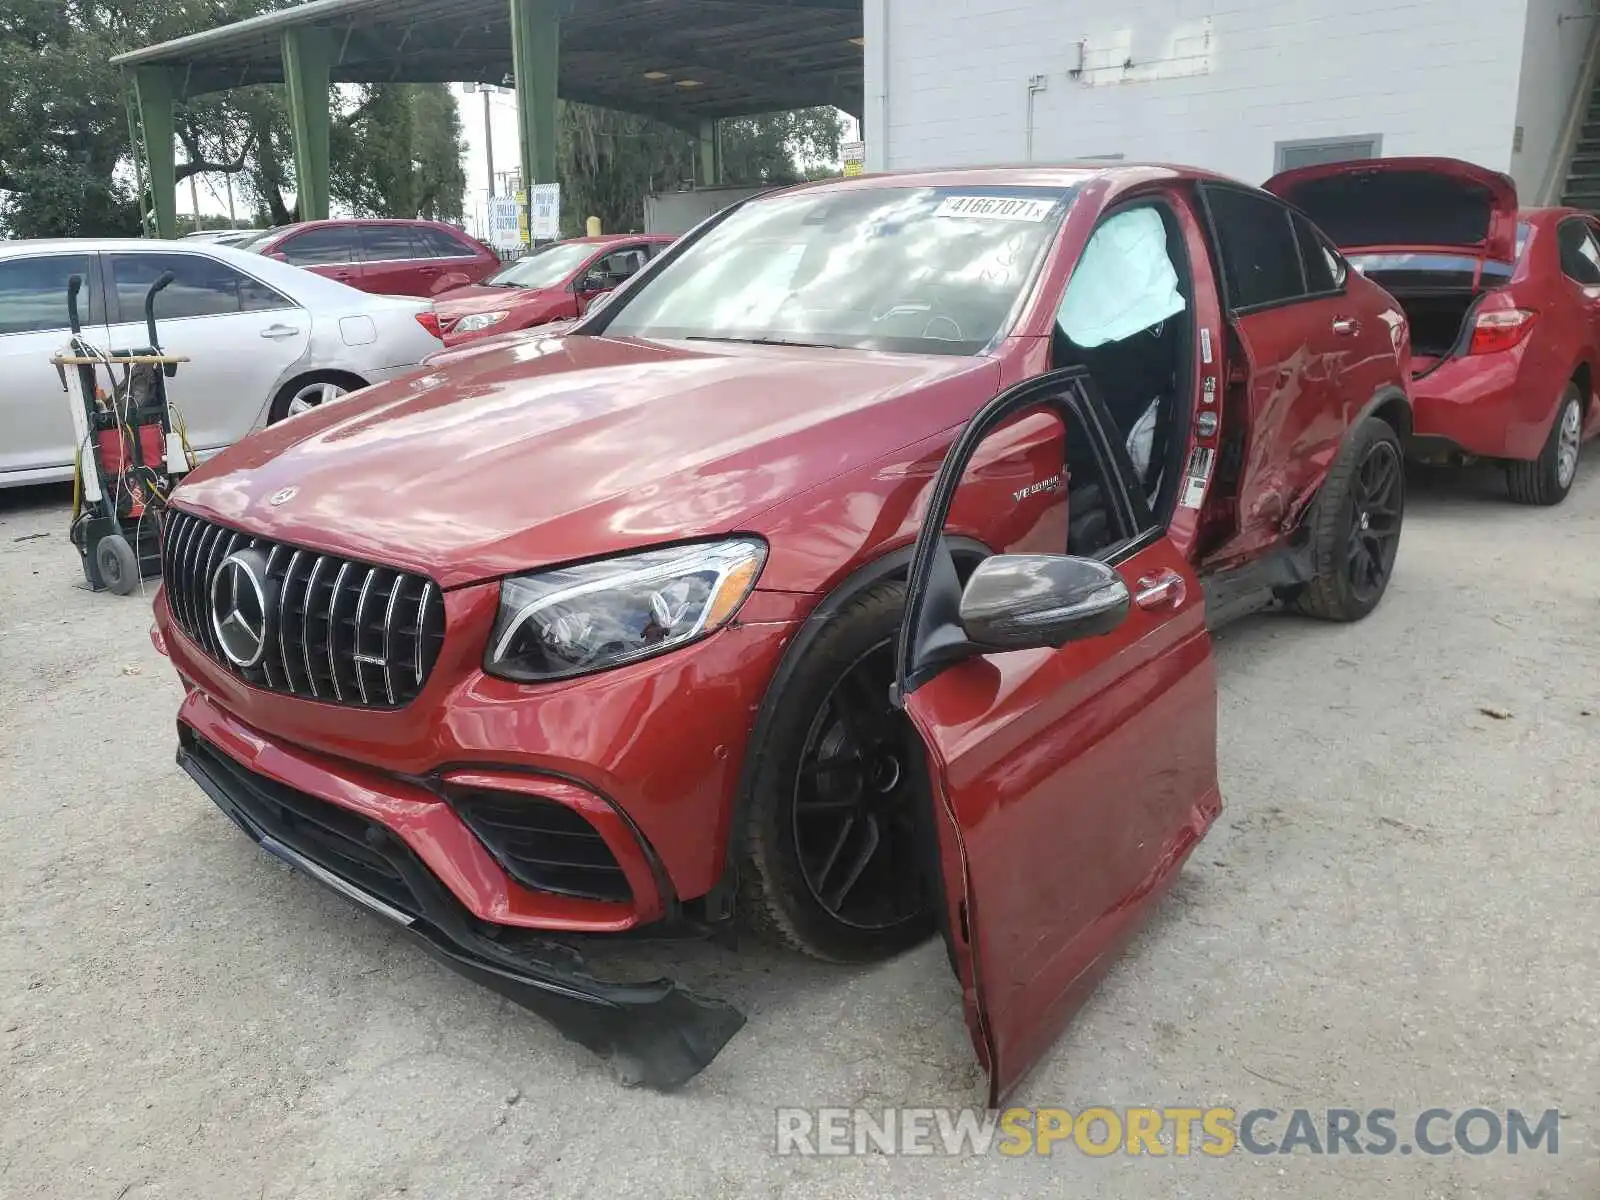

left=282, top=26, right=334, bottom=221
left=132, top=67, right=177, bottom=239
left=697, top=118, right=723, bottom=187
left=510, top=0, right=559, bottom=225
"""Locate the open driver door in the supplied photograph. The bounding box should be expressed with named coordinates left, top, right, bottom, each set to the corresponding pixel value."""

left=893, top=368, right=1223, bottom=1105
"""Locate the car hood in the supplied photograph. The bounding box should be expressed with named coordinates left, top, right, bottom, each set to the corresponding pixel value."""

left=1264, top=157, right=1519, bottom=262
left=172, top=334, right=1001, bottom=588
left=432, top=283, right=545, bottom=314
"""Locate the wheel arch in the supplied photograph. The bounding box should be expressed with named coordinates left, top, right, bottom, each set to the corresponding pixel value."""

left=1359, top=384, right=1413, bottom=441
left=1570, top=359, right=1593, bottom=420
left=1286, top=385, right=1410, bottom=541
left=265, top=368, right=370, bottom=426
left=707, top=535, right=992, bottom=916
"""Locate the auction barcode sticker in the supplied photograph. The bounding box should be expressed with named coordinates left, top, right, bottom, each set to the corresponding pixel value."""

left=934, top=196, right=1056, bottom=222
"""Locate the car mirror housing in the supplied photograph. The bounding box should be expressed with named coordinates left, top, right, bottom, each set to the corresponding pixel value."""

left=957, top=554, right=1130, bottom=653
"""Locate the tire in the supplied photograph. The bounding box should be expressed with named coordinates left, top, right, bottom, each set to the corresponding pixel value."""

left=737, top=579, right=936, bottom=962
left=1506, top=383, right=1583, bottom=507
left=267, top=374, right=361, bottom=424
left=96, top=534, right=139, bottom=596
left=1294, top=415, right=1405, bottom=622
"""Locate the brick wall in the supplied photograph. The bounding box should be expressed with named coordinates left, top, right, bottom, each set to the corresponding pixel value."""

left=863, top=0, right=1535, bottom=187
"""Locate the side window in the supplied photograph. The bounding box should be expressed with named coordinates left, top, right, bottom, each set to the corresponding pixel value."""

left=595, top=246, right=651, bottom=282
left=418, top=226, right=479, bottom=258
left=952, top=391, right=1149, bottom=566
left=109, top=253, right=293, bottom=321
left=0, top=254, right=99, bottom=335
left=1203, top=187, right=1306, bottom=311
left=279, top=228, right=356, bottom=266
left=360, top=225, right=426, bottom=262
left=1556, top=218, right=1600, bottom=285
left=1293, top=214, right=1344, bottom=294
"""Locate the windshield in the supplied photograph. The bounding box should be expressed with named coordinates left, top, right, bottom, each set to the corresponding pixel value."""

left=598, top=185, right=1075, bottom=355
left=486, top=242, right=598, bottom=289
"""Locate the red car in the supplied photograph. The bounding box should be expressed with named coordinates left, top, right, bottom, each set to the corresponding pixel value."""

left=238, top=219, right=501, bottom=298
left=1267, top=158, right=1600, bottom=505
left=433, top=235, right=675, bottom=346
left=153, top=165, right=1411, bottom=1100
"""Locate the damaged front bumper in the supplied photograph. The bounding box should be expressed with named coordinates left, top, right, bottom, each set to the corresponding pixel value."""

left=176, top=730, right=745, bottom=1090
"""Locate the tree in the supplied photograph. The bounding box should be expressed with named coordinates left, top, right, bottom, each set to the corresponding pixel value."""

left=330, top=84, right=467, bottom=221
left=0, top=0, right=144, bottom=236
left=557, top=103, right=844, bottom=236
left=0, top=0, right=467, bottom=236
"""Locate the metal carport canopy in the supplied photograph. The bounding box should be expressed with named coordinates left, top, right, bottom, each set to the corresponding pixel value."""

left=111, top=0, right=863, bottom=236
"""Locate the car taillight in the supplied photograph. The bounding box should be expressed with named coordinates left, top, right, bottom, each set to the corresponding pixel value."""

left=1467, top=308, right=1537, bottom=356
left=416, top=310, right=443, bottom=340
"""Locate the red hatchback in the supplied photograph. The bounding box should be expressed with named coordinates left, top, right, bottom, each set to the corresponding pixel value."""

left=1268, top=158, right=1600, bottom=505
left=239, top=219, right=501, bottom=299
left=434, top=235, right=676, bottom=346
left=154, top=165, right=1412, bottom=1100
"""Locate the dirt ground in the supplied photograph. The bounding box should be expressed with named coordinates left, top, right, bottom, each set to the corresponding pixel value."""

left=1, top=466, right=1597, bottom=1199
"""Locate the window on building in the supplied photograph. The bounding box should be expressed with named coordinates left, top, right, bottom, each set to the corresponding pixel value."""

left=1274, top=136, right=1383, bottom=173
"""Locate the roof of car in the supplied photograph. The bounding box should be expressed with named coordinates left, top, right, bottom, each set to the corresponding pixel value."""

left=776, top=161, right=1237, bottom=197
left=0, top=237, right=267, bottom=255
left=562, top=233, right=674, bottom=245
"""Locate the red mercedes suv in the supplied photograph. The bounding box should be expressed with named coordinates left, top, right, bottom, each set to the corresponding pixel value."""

left=153, top=165, right=1412, bottom=1101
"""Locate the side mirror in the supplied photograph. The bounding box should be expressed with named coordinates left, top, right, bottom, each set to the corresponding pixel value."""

left=578, top=270, right=610, bottom=294
left=266, top=250, right=288, bottom=263
left=957, top=554, right=1130, bottom=652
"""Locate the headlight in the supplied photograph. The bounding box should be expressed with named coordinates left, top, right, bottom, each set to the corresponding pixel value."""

left=456, top=310, right=509, bottom=333
left=485, top=539, right=767, bottom=682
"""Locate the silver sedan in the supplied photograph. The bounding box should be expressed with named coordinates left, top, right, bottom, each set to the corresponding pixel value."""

left=0, top=239, right=444, bottom=488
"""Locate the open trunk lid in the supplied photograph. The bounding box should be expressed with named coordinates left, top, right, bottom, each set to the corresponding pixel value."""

left=1264, top=157, right=1519, bottom=262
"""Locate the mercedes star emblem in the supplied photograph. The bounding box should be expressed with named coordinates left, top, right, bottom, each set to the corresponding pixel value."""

left=211, top=548, right=275, bottom=668
left=269, top=487, right=297, bottom=506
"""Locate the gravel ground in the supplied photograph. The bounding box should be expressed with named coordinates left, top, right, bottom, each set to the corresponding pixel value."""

left=1, top=466, right=1597, bottom=1199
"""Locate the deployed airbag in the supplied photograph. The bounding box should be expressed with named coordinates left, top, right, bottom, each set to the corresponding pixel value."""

left=1056, top=208, right=1186, bottom=348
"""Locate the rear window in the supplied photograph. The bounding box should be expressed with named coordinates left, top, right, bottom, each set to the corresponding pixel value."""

left=1284, top=172, right=1494, bottom=249
left=1348, top=252, right=1512, bottom=292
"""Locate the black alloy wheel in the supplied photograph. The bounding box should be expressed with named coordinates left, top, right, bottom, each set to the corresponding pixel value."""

left=790, top=639, right=926, bottom=933
left=737, top=579, right=935, bottom=963
left=1346, top=438, right=1404, bottom=606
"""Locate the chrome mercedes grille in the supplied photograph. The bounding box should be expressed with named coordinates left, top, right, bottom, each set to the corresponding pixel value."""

left=161, top=510, right=447, bottom=709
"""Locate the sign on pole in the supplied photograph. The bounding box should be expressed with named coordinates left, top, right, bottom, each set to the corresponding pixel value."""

left=528, top=182, right=561, bottom=241
left=486, top=195, right=526, bottom=250
left=841, top=140, right=866, bottom=177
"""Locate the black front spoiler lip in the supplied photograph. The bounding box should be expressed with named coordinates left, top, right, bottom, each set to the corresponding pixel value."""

left=177, top=745, right=746, bottom=1090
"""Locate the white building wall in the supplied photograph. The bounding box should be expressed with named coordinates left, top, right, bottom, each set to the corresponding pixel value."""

left=1511, top=0, right=1598, bottom=203
left=863, top=0, right=1534, bottom=188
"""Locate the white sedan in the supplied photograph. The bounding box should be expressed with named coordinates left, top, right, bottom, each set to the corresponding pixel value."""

left=0, top=239, right=443, bottom=488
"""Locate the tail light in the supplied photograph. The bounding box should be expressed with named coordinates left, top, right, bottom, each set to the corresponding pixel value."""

left=1467, top=308, right=1537, bottom=356
left=415, top=310, right=443, bottom=340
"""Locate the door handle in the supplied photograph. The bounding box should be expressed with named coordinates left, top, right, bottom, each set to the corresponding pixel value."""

left=1331, top=317, right=1360, bottom=336
left=1134, top=570, right=1187, bottom=611
left=259, top=324, right=301, bottom=339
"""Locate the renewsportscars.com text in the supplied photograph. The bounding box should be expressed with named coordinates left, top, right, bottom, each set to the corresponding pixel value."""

left=774, top=1106, right=1563, bottom=1157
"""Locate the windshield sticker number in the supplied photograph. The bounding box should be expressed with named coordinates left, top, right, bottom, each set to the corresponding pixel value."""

left=934, top=196, right=1056, bottom=223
